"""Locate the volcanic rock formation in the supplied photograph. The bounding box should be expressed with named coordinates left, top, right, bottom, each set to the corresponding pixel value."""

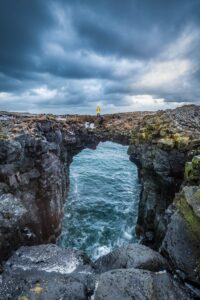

left=0, top=105, right=200, bottom=299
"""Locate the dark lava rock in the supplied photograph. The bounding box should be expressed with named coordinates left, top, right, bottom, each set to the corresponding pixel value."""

left=161, top=211, right=200, bottom=285
left=94, top=269, right=192, bottom=300
left=0, top=244, right=95, bottom=300
left=0, top=194, right=27, bottom=259
left=161, top=162, right=200, bottom=286
left=94, top=244, right=169, bottom=273
left=128, top=105, right=200, bottom=248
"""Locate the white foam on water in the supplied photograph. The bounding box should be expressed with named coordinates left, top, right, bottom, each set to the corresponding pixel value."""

left=93, top=245, right=112, bottom=260
left=73, top=173, right=79, bottom=195
left=156, top=270, right=167, bottom=274
left=78, top=271, right=92, bottom=274
left=123, top=231, right=133, bottom=240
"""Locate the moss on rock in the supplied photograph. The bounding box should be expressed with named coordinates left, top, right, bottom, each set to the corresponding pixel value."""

left=176, top=192, right=200, bottom=242
left=192, top=155, right=200, bottom=169
left=130, top=111, right=192, bottom=151
left=184, top=156, right=200, bottom=185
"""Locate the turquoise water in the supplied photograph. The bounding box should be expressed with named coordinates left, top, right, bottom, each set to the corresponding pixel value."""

left=58, top=142, right=140, bottom=260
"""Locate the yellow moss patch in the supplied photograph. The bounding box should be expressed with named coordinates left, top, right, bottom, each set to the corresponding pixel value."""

left=157, top=137, right=175, bottom=149
left=173, top=133, right=190, bottom=147
left=30, top=284, right=43, bottom=294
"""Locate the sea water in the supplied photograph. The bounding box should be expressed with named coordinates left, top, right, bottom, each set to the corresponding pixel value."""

left=58, top=141, right=140, bottom=260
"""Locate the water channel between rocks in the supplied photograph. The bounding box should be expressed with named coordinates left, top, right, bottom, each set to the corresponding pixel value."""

left=58, top=141, right=141, bottom=260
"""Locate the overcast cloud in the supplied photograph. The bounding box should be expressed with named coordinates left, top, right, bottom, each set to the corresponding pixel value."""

left=0, top=0, right=199, bottom=114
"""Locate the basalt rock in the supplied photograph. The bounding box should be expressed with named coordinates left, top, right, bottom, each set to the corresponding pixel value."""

left=94, top=244, right=169, bottom=273
left=128, top=105, right=200, bottom=248
left=93, top=268, right=192, bottom=300
left=0, top=128, right=98, bottom=261
left=0, top=244, right=194, bottom=300
left=161, top=155, right=200, bottom=286
left=128, top=105, right=200, bottom=290
left=0, top=111, right=150, bottom=261
left=0, top=105, right=200, bottom=298
left=0, top=244, right=95, bottom=300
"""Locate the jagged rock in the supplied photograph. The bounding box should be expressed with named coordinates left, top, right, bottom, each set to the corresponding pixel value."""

left=160, top=153, right=200, bottom=285
left=161, top=210, right=200, bottom=285
left=94, top=269, right=192, bottom=300
left=0, top=194, right=27, bottom=259
left=183, top=186, right=200, bottom=218
left=0, top=110, right=150, bottom=261
left=94, top=244, right=169, bottom=273
left=0, top=244, right=195, bottom=299
left=0, top=244, right=95, bottom=300
left=161, top=184, right=200, bottom=285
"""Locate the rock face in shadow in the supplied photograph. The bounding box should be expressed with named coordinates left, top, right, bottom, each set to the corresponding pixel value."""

left=128, top=105, right=200, bottom=289
left=128, top=105, right=200, bottom=248
left=0, top=129, right=97, bottom=261
left=0, top=193, right=27, bottom=260
left=161, top=156, right=200, bottom=285
left=0, top=111, right=149, bottom=261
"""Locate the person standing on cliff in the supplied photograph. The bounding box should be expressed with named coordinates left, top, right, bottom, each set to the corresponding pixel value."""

left=96, top=105, right=101, bottom=117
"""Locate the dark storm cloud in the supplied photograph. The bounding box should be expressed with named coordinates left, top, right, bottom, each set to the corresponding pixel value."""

left=0, top=0, right=55, bottom=73
left=68, top=0, right=200, bottom=58
left=0, top=0, right=199, bottom=113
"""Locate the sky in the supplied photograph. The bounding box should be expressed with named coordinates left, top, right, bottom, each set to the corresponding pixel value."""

left=0, top=0, right=200, bottom=114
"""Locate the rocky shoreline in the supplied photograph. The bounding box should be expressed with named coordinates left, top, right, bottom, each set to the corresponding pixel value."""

left=0, top=105, right=200, bottom=299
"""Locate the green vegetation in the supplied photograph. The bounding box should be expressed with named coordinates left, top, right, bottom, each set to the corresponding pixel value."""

left=185, top=156, right=200, bottom=184
left=176, top=192, right=200, bottom=242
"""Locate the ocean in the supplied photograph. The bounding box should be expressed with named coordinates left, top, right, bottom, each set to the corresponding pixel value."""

left=58, top=141, right=140, bottom=260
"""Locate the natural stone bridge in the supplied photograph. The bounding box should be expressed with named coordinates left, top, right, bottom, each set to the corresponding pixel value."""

left=0, top=111, right=151, bottom=260
left=0, top=105, right=200, bottom=296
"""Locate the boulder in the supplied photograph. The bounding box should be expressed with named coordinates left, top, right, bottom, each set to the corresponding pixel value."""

left=161, top=210, right=200, bottom=284
left=0, top=244, right=95, bottom=300
left=0, top=194, right=27, bottom=259
left=94, top=244, right=169, bottom=273
left=94, top=268, right=191, bottom=300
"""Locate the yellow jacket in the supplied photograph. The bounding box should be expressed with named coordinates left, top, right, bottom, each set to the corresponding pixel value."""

left=96, top=105, right=101, bottom=113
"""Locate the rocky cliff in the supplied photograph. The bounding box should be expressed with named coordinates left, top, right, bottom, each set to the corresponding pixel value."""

left=0, top=111, right=150, bottom=262
left=161, top=155, right=200, bottom=286
left=0, top=105, right=200, bottom=299
left=128, top=104, right=200, bottom=289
